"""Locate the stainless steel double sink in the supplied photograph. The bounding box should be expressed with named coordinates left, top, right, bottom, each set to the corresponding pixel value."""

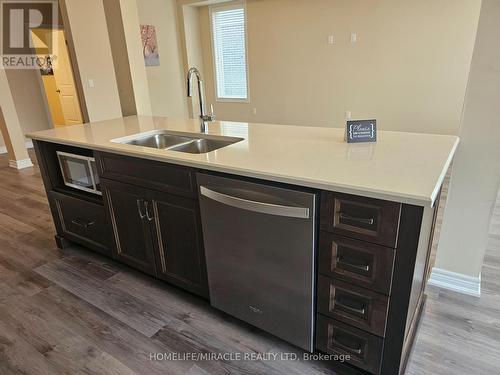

left=113, top=131, right=243, bottom=154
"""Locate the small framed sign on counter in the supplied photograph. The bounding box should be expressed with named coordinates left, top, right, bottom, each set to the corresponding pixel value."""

left=346, top=119, right=377, bottom=143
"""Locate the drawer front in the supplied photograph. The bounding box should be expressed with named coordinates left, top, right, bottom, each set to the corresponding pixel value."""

left=320, top=192, right=401, bottom=248
left=317, top=275, right=389, bottom=337
left=95, top=152, right=196, bottom=198
left=51, top=191, right=111, bottom=255
left=319, top=232, right=395, bottom=294
left=316, top=315, right=383, bottom=374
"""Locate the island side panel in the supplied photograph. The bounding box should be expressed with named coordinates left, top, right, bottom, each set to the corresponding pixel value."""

left=33, top=140, right=68, bottom=248
left=380, top=203, right=426, bottom=375
left=399, top=190, right=441, bottom=374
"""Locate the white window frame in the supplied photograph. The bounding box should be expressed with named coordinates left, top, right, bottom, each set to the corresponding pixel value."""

left=209, top=1, right=250, bottom=103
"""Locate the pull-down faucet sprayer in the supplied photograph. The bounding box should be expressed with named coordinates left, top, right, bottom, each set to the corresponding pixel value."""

left=187, top=67, right=215, bottom=132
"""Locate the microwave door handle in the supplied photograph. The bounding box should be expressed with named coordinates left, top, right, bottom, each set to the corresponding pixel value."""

left=199, top=186, right=309, bottom=219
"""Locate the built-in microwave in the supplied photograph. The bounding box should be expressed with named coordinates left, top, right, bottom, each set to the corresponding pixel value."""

left=56, top=151, right=101, bottom=195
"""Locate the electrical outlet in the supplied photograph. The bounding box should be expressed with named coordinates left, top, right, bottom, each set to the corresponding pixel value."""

left=327, top=35, right=335, bottom=45
left=345, top=111, right=352, bottom=120
left=350, top=33, right=357, bottom=43
left=88, top=79, right=95, bottom=88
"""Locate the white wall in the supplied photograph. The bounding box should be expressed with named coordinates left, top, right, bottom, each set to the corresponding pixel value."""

left=434, top=0, right=500, bottom=279
left=63, top=0, right=122, bottom=122
left=196, top=0, right=480, bottom=135
left=137, top=0, right=189, bottom=118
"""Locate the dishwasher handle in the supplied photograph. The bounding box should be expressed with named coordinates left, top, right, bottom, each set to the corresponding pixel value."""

left=200, top=186, right=310, bottom=219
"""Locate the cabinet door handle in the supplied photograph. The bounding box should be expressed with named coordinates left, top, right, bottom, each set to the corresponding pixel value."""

left=145, top=201, right=154, bottom=222
left=336, top=256, right=370, bottom=272
left=71, top=219, right=95, bottom=229
left=339, top=213, right=374, bottom=225
left=334, top=299, right=366, bottom=316
left=137, top=199, right=146, bottom=219
left=332, top=336, right=363, bottom=355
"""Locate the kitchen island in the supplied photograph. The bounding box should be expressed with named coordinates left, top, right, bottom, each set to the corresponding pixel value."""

left=28, top=116, right=458, bottom=375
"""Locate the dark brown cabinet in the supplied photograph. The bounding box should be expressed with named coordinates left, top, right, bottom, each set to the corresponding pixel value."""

left=317, top=275, right=389, bottom=337
left=319, top=232, right=395, bottom=295
left=149, top=191, right=208, bottom=297
left=34, top=140, right=434, bottom=375
left=316, top=314, right=384, bottom=375
left=96, top=151, right=197, bottom=198
left=101, top=177, right=208, bottom=298
left=50, top=191, right=111, bottom=256
left=101, top=179, right=157, bottom=276
left=321, top=192, right=401, bottom=248
left=317, top=190, right=428, bottom=375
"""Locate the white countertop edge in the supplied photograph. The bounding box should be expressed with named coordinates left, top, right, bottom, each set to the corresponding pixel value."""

left=429, top=137, right=459, bottom=207
left=28, top=133, right=453, bottom=207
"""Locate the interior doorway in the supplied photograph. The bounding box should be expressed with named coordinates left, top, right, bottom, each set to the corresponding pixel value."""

left=31, top=28, right=83, bottom=127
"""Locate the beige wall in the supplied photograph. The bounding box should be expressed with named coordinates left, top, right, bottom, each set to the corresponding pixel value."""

left=195, top=0, right=480, bottom=134
left=183, top=5, right=206, bottom=118
left=7, top=70, right=51, bottom=134
left=120, top=0, right=153, bottom=116
left=104, top=0, right=153, bottom=116
left=137, top=0, right=189, bottom=118
left=103, top=0, right=137, bottom=116
left=63, top=0, right=122, bottom=122
left=0, top=69, right=31, bottom=162
left=435, top=0, right=500, bottom=278
left=0, top=69, right=51, bottom=149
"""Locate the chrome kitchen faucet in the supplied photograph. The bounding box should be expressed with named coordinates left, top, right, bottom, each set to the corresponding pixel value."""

left=187, top=67, right=215, bottom=132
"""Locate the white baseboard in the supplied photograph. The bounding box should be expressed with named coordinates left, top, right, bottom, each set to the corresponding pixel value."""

left=9, top=158, right=34, bottom=169
left=428, top=267, right=481, bottom=297
left=0, top=140, right=33, bottom=155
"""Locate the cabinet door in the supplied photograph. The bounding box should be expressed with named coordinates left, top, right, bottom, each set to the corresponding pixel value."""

left=101, top=179, right=157, bottom=276
left=148, top=191, right=208, bottom=298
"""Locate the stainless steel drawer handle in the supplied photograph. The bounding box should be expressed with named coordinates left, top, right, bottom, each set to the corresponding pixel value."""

left=331, top=335, right=363, bottom=355
left=336, top=256, right=370, bottom=272
left=71, top=219, right=95, bottom=229
left=136, top=199, right=146, bottom=219
left=334, top=300, right=366, bottom=316
left=200, top=186, right=310, bottom=219
left=339, top=213, right=374, bottom=225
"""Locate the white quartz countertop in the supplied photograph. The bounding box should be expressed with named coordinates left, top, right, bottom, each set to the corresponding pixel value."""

left=27, top=116, right=458, bottom=207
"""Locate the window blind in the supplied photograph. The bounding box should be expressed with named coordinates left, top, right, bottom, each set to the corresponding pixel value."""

left=211, top=5, right=248, bottom=100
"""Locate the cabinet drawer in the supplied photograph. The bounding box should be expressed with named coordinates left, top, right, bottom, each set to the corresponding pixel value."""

left=51, top=191, right=111, bottom=255
left=316, top=315, right=383, bottom=374
left=95, top=152, right=196, bottom=198
left=319, top=232, right=395, bottom=294
left=320, top=192, right=401, bottom=248
left=317, top=275, right=389, bottom=337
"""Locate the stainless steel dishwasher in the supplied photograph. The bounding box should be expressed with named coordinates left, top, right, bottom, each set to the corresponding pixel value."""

left=197, top=173, right=317, bottom=352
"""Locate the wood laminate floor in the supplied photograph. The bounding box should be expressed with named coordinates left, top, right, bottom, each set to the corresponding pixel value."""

left=0, top=150, right=499, bottom=375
